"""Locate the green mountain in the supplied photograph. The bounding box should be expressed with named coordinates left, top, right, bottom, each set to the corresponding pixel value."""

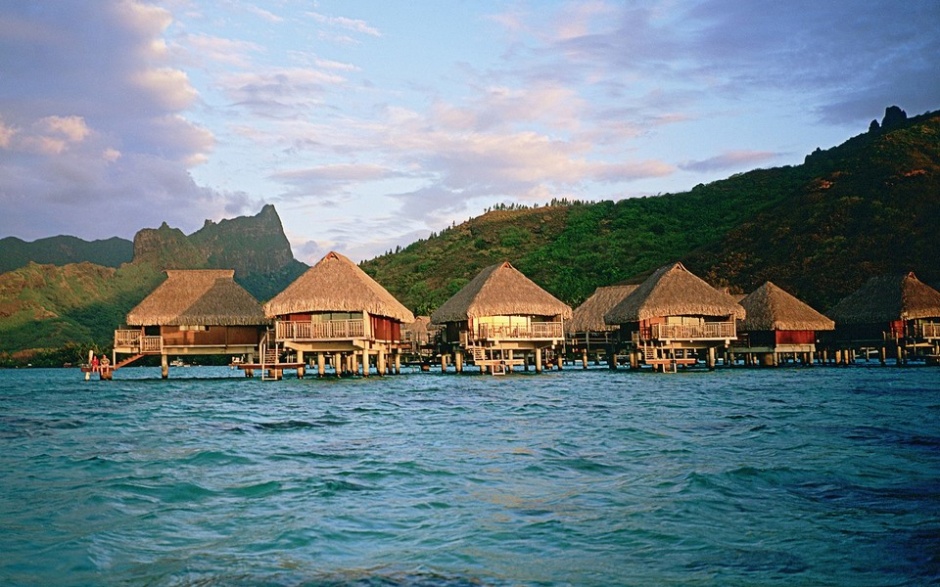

left=687, top=108, right=940, bottom=309
left=0, top=235, right=133, bottom=273
left=2, top=106, right=938, bottom=364
left=361, top=107, right=940, bottom=313
left=0, top=205, right=307, bottom=362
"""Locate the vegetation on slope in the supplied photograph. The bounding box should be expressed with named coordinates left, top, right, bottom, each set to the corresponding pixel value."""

left=1, top=106, right=937, bottom=364
left=0, top=261, right=163, bottom=362
left=689, top=108, right=940, bottom=309
left=362, top=107, right=939, bottom=314
left=0, top=235, right=133, bottom=274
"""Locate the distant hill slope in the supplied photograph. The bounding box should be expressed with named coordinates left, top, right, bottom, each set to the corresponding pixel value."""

left=2, top=107, right=937, bottom=362
left=0, top=205, right=307, bottom=359
left=0, top=235, right=133, bottom=274
left=361, top=107, right=940, bottom=314
left=688, top=109, right=940, bottom=309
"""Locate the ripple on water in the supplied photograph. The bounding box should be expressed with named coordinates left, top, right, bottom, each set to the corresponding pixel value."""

left=1, top=365, right=940, bottom=586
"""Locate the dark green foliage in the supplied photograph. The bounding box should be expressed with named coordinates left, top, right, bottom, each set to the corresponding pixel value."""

left=0, top=235, right=133, bottom=273
left=0, top=206, right=306, bottom=362
left=363, top=109, right=940, bottom=313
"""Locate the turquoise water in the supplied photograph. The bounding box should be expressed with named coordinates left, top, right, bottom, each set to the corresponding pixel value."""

left=1, top=365, right=939, bottom=586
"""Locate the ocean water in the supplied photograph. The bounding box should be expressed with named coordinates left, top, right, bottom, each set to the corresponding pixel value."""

left=1, top=365, right=939, bottom=587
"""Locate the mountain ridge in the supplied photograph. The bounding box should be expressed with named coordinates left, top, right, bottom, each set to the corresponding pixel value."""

left=2, top=106, right=938, bottom=364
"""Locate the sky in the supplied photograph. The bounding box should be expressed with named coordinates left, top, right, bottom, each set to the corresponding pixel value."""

left=1, top=1, right=938, bottom=264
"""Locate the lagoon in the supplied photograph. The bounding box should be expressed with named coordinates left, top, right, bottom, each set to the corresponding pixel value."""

left=1, top=366, right=939, bottom=586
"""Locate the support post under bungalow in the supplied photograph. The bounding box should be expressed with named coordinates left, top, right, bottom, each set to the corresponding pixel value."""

left=582, top=349, right=588, bottom=369
left=296, top=350, right=305, bottom=378
left=377, top=349, right=386, bottom=377
left=333, top=352, right=342, bottom=378
left=534, top=348, right=543, bottom=374
left=161, top=354, right=169, bottom=379
left=394, top=351, right=401, bottom=375
left=455, top=350, right=463, bottom=373
left=361, top=342, right=370, bottom=377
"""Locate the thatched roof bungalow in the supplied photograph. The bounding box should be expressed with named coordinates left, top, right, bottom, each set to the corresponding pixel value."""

left=605, top=262, right=744, bottom=327
left=740, top=282, right=834, bottom=333
left=113, top=270, right=270, bottom=374
left=431, top=262, right=571, bottom=372
left=604, top=262, right=744, bottom=369
left=567, top=285, right=638, bottom=336
left=827, top=272, right=940, bottom=346
left=263, top=251, right=414, bottom=375
left=432, top=262, right=572, bottom=324
left=126, top=270, right=269, bottom=327
left=733, top=281, right=834, bottom=361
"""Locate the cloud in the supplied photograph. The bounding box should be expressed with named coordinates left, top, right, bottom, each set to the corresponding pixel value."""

left=679, top=150, right=780, bottom=173
left=244, top=5, right=283, bottom=24
left=0, top=0, right=220, bottom=240
left=181, top=33, right=262, bottom=68
left=306, top=11, right=381, bottom=37
left=271, top=163, right=406, bottom=197
left=218, top=68, right=346, bottom=116
left=489, top=1, right=939, bottom=126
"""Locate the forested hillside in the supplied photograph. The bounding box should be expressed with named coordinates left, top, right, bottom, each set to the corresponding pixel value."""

left=0, top=235, right=133, bottom=274
left=0, top=206, right=306, bottom=363
left=2, top=107, right=937, bottom=364
left=363, top=108, right=939, bottom=313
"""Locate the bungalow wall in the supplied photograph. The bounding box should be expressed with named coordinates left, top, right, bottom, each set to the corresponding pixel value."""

left=834, top=321, right=902, bottom=343
left=370, top=315, right=402, bottom=342
left=747, top=330, right=816, bottom=347
left=159, top=325, right=264, bottom=346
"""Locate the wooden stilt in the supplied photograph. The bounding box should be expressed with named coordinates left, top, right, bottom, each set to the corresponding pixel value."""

left=161, top=354, right=169, bottom=379
left=535, top=348, right=542, bottom=374
left=377, top=349, right=386, bottom=377
left=394, top=351, right=401, bottom=375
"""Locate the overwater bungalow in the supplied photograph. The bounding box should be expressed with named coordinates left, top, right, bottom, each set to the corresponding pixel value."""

left=566, top=285, right=637, bottom=368
left=401, top=316, right=438, bottom=362
left=112, top=270, right=271, bottom=378
left=732, top=281, right=835, bottom=366
left=826, top=272, right=940, bottom=365
left=431, top=261, right=572, bottom=374
left=604, top=262, right=745, bottom=371
left=263, top=251, right=414, bottom=377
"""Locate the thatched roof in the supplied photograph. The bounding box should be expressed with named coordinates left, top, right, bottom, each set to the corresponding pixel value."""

left=126, top=270, right=269, bottom=326
left=431, top=261, right=572, bottom=324
left=263, top=251, right=414, bottom=322
left=402, top=315, right=437, bottom=341
left=740, top=281, right=834, bottom=332
left=567, top=285, right=637, bottom=334
left=604, top=262, right=745, bottom=324
left=827, top=272, right=940, bottom=324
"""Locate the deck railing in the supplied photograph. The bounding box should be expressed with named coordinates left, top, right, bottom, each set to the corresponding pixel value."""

left=648, top=321, right=736, bottom=341
left=917, top=322, right=940, bottom=339
left=113, top=330, right=163, bottom=353
left=276, top=319, right=365, bottom=341
left=476, top=322, right=564, bottom=340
